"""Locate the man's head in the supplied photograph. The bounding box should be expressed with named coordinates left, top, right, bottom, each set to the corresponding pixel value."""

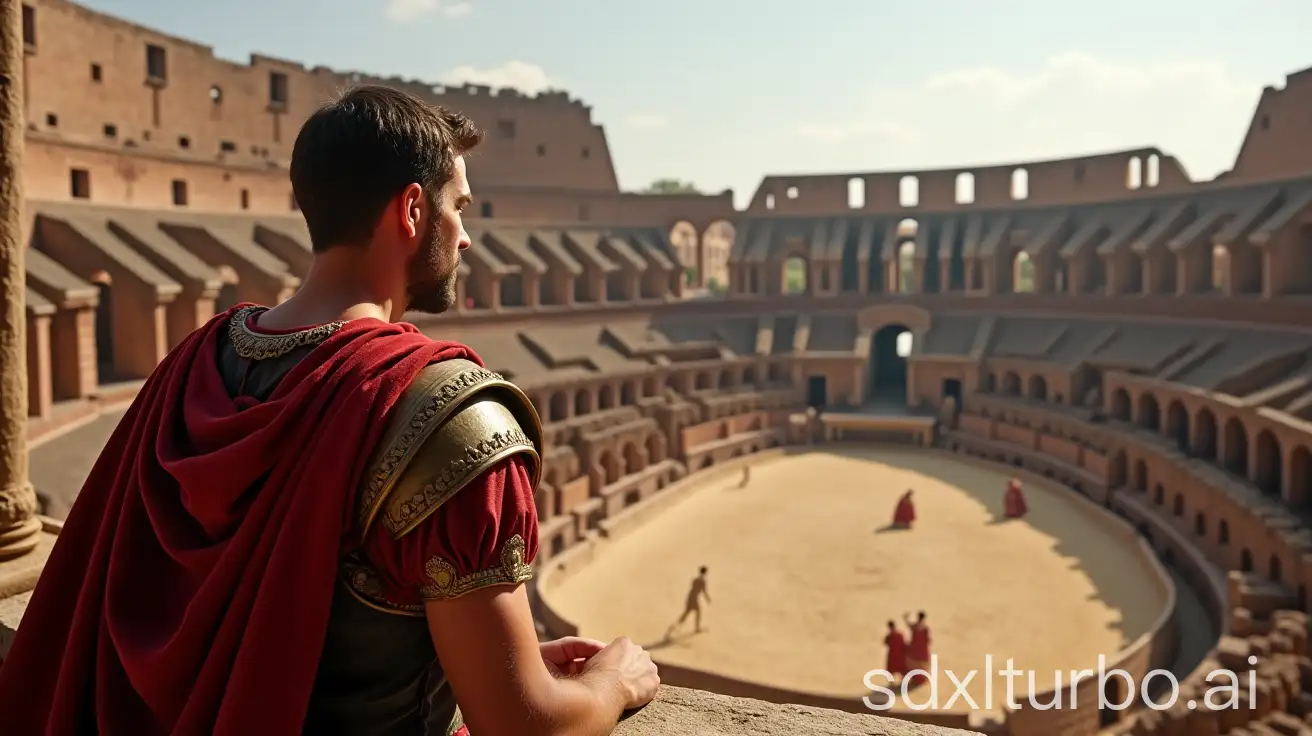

left=699, top=566, right=708, bottom=576
left=290, top=85, right=484, bottom=315
left=917, top=611, right=926, bottom=622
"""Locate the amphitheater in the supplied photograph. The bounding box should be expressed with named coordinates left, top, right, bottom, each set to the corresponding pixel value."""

left=1, top=1, right=1312, bottom=735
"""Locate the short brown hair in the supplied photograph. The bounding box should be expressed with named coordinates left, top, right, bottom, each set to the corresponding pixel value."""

left=290, top=85, right=484, bottom=251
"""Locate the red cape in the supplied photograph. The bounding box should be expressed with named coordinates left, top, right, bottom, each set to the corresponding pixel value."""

left=0, top=305, right=475, bottom=735
left=1005, top=482, right=1028, bottom=518
left=884, top=631, right=908, bottom=676
left=893, top=494, right=916, bottom=525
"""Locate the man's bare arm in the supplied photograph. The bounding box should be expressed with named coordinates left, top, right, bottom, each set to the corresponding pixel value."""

left=426, top=584, right=654, bottom=736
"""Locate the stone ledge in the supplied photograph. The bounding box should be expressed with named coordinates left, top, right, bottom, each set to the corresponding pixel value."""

left=614, top=686, right=979, bottom=735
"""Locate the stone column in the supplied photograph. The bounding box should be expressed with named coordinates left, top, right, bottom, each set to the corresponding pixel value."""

left=0, top=0, right=40, bottom=561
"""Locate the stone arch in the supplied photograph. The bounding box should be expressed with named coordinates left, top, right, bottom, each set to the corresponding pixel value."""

left=1172, top=493, right=1184, bottom=517
left=1254, top=429, right=1282, bottom=498
left=549, top=391, right=569, bottom=422
left=1001, top=372, right=1021, bottom=396
left=574, top=387, right=593, bottom=416
left=1223, top=418, right=1248, bottom=476
left=896, top=240, right=917, bottom=294
left=621, top=382, right=636, bottom=406
left=700, top=220, right=735, bottom=292
left=643, top=376, right=659, bottom=397
left=1126, top=156, right=1143, bottom=190
left=856, top=303, right=932, bottom=336
left=622, top=441, right=644, bottom=474
left=1291, top=446, right=1312, bottom=509
left=1194, top=408, right=1218, bottom=459
left=718, top=370, right=734, bottom=389
left=1013, top=251, right=1034, bottom=292
left=646, top=433, right=664, bottom=464
left=598, top=384, right=616, bottom=410
left=1270, top=554, right=1283, bottom=584
left=695, top=372, right=713, bottom=391
left=670, top=220, right=699, bottom=286
left=1011, top=168, right=1029, bottom=200
left=782, top=253, right=808, bottom=295
left=1166, top=401, right=1190, bottom=452
left=899, top=175, right=919, bottom=207
left=1028, top=374, right=1047, bottom=400
left=1219, top=520, right=1230, bottom=545
left=955, top=172, right=974, bottom=204
left=1240, top=548, right=1253, bottom=573
left=599, top=449, right=621, bottom=486
left=1110, top=388, right=1131, bottom=421
left=1109, top=451, right=1128, bottom=488
left=1134, top=460, right=1148, bottom=492
left=1137, top=393, right=1161, bottom=431
left=1146, top=154, right=1161, bottom=187
left=1152, top=483, right=1163, bottom=505
left=1211, top=244, right=1229, bottom=292
left=1194, top=512, right=1206, bottom=536
left=847, top=178, right=866, bottom=209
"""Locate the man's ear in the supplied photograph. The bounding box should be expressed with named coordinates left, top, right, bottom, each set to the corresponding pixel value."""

left=398, top=183, right=424, bottom=240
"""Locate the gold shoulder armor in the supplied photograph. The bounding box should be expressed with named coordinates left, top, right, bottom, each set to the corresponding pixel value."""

left=358, top=359, right=543, bottom=541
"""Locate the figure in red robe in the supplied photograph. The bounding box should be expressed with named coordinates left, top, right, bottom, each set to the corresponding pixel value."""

left=904, top=611, right=933, bottom=688
left=1004, top=478, right=1029, bottom=519
left=892, top=489, right=917, bottom=529
left=883, top=620, right=908, bottom=679
left=0, top=85, right=658, bottom=736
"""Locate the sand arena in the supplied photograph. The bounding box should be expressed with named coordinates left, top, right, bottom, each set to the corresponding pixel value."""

left=542, top=447, right=1172, bottom=716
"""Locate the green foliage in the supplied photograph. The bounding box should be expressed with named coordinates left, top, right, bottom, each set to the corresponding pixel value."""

left=646, top=178, right=702, bottom=195
left=783, top=258, right=807, bottom=294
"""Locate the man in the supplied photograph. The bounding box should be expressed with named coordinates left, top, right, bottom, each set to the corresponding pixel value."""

left=0, top=86, right=658, bottom=735
left=891, top=488, right=916, bottom=529
left=668, top=566, right=712, bottom=636
left=903, top=611, right=932, bottom=688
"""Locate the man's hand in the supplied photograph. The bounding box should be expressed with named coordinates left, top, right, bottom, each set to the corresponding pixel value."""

left=540, top=637, right=607, bottom=678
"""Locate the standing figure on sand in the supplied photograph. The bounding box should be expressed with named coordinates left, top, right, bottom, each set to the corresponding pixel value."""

left=891, top=489, right=916, bottom=529
left=739, top=465, right=751, bottom=488
left=883, top=620, right=908, bottom=681
left=904, top=611, right=932, bottom=688
left=667, top=566, right=712, bottom=637
left=1004, top=478, right=1028, bottom=519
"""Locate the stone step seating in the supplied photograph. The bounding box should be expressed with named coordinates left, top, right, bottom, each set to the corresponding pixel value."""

left=943, top=428, right=1103, bottom=492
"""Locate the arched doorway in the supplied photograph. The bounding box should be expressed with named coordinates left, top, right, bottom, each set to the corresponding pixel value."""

left=669, top=221, right=699, bottom=287
left=868, top=324, right=911, bottom=408
left=700, top=220, right=735, bottom=293
left=782, top=255, right=808, bottom=295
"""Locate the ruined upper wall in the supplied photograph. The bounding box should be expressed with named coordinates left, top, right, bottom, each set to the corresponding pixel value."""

left=1228, top=66, right=1312, bottom=184
left=20, top=0, right=620, bottom=193
left=745, top=147, right=1193, bottom=217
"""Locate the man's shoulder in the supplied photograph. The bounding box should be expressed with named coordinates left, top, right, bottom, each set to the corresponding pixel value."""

left=356, top=358, right=543, bottom=541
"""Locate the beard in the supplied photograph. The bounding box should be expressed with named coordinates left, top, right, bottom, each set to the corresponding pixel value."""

left=405, top=215, right=459, bottom=314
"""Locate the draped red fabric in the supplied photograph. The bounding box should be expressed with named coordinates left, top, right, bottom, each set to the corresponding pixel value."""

left=0, top=305, right=478, bottom=735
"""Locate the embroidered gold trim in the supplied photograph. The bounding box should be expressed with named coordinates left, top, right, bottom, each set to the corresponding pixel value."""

left=227, top=305, right=345, bottom=361
left=358, top=362, right=543, bottom=541
left=420, top=535, right=533, bottom=601
left=384, top=425, right=538, bottom=539
left=446, top=710, right=465, bottom=736
left=358, top=363, right=502, bottom=535
left=340, top=552, right=425, bottom=618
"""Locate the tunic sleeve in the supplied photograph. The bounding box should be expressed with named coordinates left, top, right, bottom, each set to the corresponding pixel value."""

left=361, top=455, right=540, bottom=607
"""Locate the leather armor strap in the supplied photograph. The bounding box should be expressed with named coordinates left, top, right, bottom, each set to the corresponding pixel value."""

left=358, top=358, right=543, bottom=541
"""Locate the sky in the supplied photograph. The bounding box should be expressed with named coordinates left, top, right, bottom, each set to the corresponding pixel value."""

left=80, top=0, right=1312, bottom=209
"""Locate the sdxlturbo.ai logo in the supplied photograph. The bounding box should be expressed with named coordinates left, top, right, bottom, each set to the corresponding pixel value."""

left=863, top=655, right=1259, bottom=712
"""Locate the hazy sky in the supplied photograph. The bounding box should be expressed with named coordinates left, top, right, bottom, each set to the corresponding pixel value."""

left=80, top=0, right=1312, bottom=208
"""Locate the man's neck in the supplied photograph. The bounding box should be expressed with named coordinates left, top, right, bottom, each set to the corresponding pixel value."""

left=257, top=252, right=402, bottom=329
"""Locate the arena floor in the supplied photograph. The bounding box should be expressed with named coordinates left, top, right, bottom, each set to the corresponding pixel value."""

left=544, top=447, right=1170, bottom=714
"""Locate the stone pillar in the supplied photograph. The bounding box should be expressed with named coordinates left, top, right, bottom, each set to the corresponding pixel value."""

left=0, top=0, right=39, bottom=560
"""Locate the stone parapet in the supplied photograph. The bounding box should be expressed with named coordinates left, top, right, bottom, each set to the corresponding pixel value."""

left=614, top=686, right=978, bottom=736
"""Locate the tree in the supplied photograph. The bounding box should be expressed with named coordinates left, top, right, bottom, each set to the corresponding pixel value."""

left=645, top=178, right=701, bottom=195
